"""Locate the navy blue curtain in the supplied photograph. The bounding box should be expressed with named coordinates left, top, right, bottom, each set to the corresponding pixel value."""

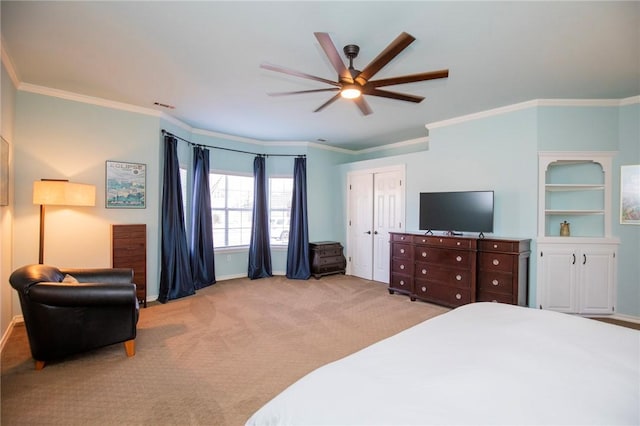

left=286, top=157, right=310, bottom=279
left=158, top=135, right=195, bottom=303
left=190, top=146, right=216, bottom=290
left=248, top=156, right=272, bottom=279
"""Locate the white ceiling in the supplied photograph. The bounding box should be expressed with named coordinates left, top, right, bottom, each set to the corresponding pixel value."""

left=2, top=1, right=639, bottom=151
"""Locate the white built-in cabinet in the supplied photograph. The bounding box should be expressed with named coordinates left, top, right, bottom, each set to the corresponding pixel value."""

left=537, top=152, right=619, bottom=315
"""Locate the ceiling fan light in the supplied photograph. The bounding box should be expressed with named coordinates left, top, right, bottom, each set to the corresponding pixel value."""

left=341, top=85, right=361, bottom=99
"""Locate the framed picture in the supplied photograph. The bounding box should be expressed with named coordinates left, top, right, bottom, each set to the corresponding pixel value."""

left=0, top=136, right=8, bottom=206
left=620, top=164, right=640, bottom=225
left=106, top=160, right=146, bottom=208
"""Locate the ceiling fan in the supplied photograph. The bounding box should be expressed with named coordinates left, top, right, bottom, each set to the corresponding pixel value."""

left=260, top=32, right=449, bottom=115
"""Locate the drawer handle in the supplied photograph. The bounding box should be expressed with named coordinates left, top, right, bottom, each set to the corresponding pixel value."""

left=492, top=279, right=499, bottom=286
left=493, top=244, right=498, bottom=249
left=421, top=252, right=427, bottom=257
left=399, top=280, right=405, bottom=286
left=456, top=256, right=462, bottom=262
left=456, top=275, right=462, bottom=281
left=401, top=236, right=405, bottom=240
left=400, top=264, right=405, bottom=270
left=455, top=293, right=462, bottom=300
left=400, top=248, right=405, bottom=254
left=492, top=259, right=499, bottom=265
left=421, top=269, right=427, bottom=275
left=456, top=241, right=461, bottom=246
left=421, top=286, right=427, bottom=292
left=439, top=238, right=443, bottom=243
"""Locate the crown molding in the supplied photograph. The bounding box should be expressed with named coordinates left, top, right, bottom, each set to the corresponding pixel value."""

left=354, top=136, right=429, bottom=155
left=15, top=80, right=638, bottom=153
left=19, top=83, right=164, bottom=117
left=0, top=42, right=20, bottom=88
left=427, top=97, right=639, bottom=130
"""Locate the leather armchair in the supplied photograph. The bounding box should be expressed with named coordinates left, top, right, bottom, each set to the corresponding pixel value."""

left=9, top=264, right=139, bottom=370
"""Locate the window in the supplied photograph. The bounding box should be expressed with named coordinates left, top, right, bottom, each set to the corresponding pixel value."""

left=269, top=177, right=293, bottom=246
left=210, top=173, right=254, bottom=248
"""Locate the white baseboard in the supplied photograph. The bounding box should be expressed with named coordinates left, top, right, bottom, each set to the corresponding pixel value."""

left=611, top=313, right=640, bottom=324
left=0, top=315, right=24, bottom=353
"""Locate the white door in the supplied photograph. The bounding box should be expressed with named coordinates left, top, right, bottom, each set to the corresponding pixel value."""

left=579, top=246, right=616, bottom=314
left=538, top=245, right=577, bottom=312
left=348, top=167, right=404, bottom=283
left=372, top=171, right=404, bottom=282
left=349, top=173, right=374, bottom=280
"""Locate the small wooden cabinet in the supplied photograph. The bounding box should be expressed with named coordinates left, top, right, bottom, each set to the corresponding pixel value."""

left=389, top=233, right=530, bottom=308
left=310, top=241, right=346, bottom=279
left=112, top=224, right=147, bottom=307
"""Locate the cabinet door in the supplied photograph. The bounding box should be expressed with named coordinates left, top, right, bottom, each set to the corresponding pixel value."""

left=579, top=246, right=616, bottom=314
left=538, top=246, right=578, bottom=312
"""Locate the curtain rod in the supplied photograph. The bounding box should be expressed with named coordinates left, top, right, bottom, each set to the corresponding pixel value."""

left=161, top=130, right=305, bottom=158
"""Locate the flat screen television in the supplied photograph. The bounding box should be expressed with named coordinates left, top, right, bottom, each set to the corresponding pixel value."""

left=419, top=190, right=494, bottom=235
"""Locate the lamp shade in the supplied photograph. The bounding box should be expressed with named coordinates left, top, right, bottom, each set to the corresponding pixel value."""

left=33, top=180, right=96, bottom=206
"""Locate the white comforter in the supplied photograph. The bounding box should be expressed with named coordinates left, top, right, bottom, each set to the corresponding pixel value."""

left=246, top=302, right=640, bottom=425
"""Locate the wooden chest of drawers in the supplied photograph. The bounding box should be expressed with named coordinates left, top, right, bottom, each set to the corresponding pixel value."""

left=411, top=236, right=477, bottom=308
left=389, top=233, right=531, bottom=308
left=476, top=239, right=531, bottom=306
left=310, top=241, right=346, bottom=279
left=112, top=224, right=147, bottom=307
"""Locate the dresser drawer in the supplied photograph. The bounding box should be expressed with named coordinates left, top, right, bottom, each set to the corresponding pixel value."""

left=414, top=262, right=471, bottom=287
left=479, top=252, right=514, bottom=273
left=414, top=247, right=472, bottom=268
left=477, top=271, right=513, bottom=295
left=413, top=282, right=471, bottom=307
left=391, top=233, right=411, bottom=243
left=315, top=247, right=343, bottom=257
left=413, top=235, right=474, bottom=249
left=476, top=290, right=514, bottom=304
left=479, top=239, right=531, bottom=253
left=317, top=255, right=346, bottom=266
left=391, top=258, right=413, bottom=275
left=390, top=274, right=413, bottom=293
left=392, top=243, right=412, bottom=259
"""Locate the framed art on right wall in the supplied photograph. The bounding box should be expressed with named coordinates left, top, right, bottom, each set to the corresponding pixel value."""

left=620, top=164, right=640, bottom=225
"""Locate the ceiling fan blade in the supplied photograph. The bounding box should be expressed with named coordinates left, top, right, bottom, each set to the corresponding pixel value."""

left=314, top=32, right=353, bottom=83
left=261, top=62, right=339, bottom=87
left=268, top=88, right=340, bottom=96
left=364, top=88, right=425, bottom=103
left=354, top=96, right=373, bottom=116
left=314, top=93, right=342, bottom=112
left=368, top=69, right=449, bottom=88
left=355, top=32, right=415, bottom=85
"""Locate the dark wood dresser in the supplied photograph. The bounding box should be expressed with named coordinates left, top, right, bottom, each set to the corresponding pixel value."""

left=389, top=233, right=530, bottom=308
left=309, top=241, right=346, bottom=279
left=112, top=224, right=147, bottom=307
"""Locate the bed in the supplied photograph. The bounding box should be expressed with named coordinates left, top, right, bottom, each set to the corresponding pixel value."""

left=246, top=302, right=640, bottom=425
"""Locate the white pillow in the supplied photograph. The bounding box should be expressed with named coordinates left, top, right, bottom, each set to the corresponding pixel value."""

left=62, top=274, right=79, bottom=283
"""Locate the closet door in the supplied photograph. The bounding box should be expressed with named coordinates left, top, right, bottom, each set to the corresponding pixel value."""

left=348, top=167, right=405, bottom=283
left=372, top=171, right=404, bottom=283
left=349, top=173, right=374, bottom=280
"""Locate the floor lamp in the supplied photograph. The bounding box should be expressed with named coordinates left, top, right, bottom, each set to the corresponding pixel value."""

left=33, top=179, right=96, bottom=264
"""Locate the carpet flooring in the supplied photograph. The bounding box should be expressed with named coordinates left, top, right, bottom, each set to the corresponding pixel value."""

left=1, top=274, right=449, bottom=425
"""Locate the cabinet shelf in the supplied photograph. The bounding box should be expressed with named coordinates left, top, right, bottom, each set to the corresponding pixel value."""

left=545, top=184, right=604, bottom=192
left=545, top=209, right=604, bottom=215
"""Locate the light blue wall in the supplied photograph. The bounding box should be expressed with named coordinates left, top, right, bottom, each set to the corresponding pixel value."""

left=614, top=103, right=640, bottom=315
left=9, top=90, right=639, bottom=316
left=337, top=107, right=539, bottom=304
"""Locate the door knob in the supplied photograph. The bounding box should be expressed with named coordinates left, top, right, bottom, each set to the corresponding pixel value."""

left=365, top=231, right=371, bottom=234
